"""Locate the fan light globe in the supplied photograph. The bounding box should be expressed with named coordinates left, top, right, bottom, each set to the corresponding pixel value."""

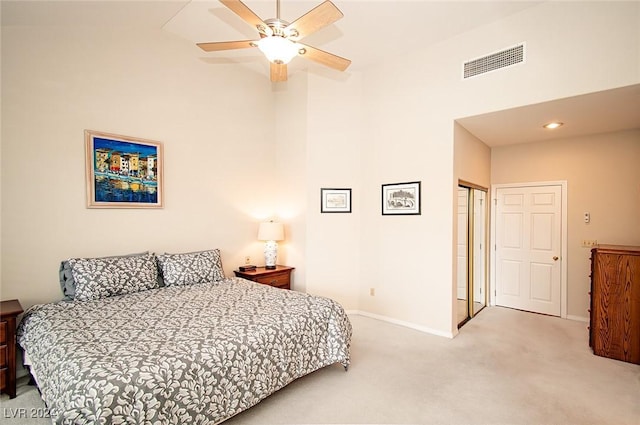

left=257, top=36, right=299, bottom=64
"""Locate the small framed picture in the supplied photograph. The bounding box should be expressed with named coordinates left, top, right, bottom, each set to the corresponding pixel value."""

left=85, top=130, right=164, bottom=208
left=321, top=188, right=352, bottom=213
left=382, top=181, right=421, bottom=215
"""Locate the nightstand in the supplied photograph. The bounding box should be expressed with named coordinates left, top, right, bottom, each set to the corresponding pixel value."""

left=234, top=265, right=294, bottom=290
left=1, top=299, right=23, bottom=399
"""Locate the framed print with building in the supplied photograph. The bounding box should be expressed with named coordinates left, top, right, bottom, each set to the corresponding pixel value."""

left=321, top=188, right=352, bottom=213
left=85, top=130, right=164, bottom=208
left=382, top=181, right=421, bottom=215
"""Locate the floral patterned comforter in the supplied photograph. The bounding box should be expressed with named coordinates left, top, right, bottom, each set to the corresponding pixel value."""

left=17, top=278, right=352, bottom=424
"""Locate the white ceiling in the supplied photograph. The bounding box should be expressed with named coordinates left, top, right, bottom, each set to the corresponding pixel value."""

left=457, top=84, right=640, bottom=147
left=161, top=0, right=542, bottom=73
left=3, top=0, right=639, bottom=146
left=2, top=1, right=541, bottom=74
left=1, top=0, right=187, bottom=28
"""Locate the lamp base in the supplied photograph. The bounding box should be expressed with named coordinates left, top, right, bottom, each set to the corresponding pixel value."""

left=264, top=240, right=278, bottom=270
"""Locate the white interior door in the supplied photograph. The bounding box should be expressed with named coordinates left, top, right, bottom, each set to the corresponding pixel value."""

left=495, top=185, right=562, bottom=316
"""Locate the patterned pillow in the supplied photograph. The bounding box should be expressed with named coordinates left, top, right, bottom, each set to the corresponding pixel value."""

left=69, top=253, right=159, bottom=301
left=59, top=251, right=150, bottom=300
left=157, top=249, right=225, bottom=286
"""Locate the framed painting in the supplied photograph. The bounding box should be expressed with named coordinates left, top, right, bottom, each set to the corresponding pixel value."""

left=85, top=130, right=164, bottom=208
left=382, top=181, right=421, bottom=215
left=321, top=188, right=352, bottom=213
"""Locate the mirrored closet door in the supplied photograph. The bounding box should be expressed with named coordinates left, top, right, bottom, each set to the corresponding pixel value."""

left=457, top=182, right=488, bottom=327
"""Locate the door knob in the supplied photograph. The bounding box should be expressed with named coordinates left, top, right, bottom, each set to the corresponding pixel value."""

left=553, top=256, right=559, bottom=261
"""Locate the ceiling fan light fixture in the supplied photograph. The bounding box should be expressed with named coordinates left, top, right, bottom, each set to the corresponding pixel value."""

left=257, top=36, right=299, bottom=64
left=199, top=0, right=350, bottom=81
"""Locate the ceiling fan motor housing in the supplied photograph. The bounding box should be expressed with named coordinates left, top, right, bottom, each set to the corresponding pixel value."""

left=260, top=18, right=297, bottom=39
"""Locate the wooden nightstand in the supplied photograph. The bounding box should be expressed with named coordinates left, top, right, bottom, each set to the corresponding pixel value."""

left=1, top=299, right=23, bottom=399
left=234, top=265, right=294, bottom=290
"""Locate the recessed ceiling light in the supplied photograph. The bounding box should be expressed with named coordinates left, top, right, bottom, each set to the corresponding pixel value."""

left=543, top=122, right=564, bottom=129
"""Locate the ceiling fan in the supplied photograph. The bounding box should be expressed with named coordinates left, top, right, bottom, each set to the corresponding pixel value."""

left=197, top=0, right=351, bottom=82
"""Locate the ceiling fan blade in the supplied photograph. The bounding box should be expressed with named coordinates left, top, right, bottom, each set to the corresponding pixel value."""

left=219, top=0, right=272, bottom=36
left=197, top=40, right=257, bottom=52
left=270, top=63, right=288, bottom=82
left=285, top=0, right=343, bottom=40
left=298, top=43, right=351, bottom=71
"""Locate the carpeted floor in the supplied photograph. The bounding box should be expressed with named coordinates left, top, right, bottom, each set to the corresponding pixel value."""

left=1, top=306, right=639, bottom=424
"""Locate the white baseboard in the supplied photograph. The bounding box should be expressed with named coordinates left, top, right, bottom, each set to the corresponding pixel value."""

left=566, top=314, right=589, bottom=323
left=347, top=310, right=589, bottom=335
left=346, top=310, right=455, bottom=339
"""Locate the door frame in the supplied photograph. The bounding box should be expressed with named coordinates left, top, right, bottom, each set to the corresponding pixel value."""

left=489, top=181, right=568, bottom=318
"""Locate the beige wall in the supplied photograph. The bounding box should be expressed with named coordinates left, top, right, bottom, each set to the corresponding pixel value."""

left=1, top=25, right=277, bottom=308
left=491, top=129, right=640, bottom=319
left=341, top=1, right=639, bottom=336
left=273, top=73, right=309, bottom=292
left=304, top=72, right=363, bottom=309
left=454, top=123, right=491, bottom=189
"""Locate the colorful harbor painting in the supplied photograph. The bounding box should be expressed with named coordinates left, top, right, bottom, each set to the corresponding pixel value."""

left=85, top=130, right=164, bottom=208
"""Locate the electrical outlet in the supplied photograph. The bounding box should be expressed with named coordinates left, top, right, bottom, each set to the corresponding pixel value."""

left=370, top=288, right=375, bottom=296
left=581, top=239, right=598, bottom=248
left=244, top=256, right=251, bottom=265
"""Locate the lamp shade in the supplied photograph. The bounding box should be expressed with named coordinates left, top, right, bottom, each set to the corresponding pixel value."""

left=256, top=36, right=299, bottom=64
left=258, top=221, right=284, bottom=241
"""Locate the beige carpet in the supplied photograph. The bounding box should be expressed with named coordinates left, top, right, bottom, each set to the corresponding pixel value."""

left=1, top=306, right=639, bottom=424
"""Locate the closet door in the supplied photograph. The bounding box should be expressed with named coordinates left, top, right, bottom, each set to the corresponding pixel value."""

left=457, top=188, right=469, bottom=325
left=457, top=183, right=488, bottom=327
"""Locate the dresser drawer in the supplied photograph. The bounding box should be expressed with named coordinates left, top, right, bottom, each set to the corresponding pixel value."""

left=0, top=345, right=6, bottom=368
left=0, top=300, right=23, bottom=399
left=255, top=272, right=290, bottom=288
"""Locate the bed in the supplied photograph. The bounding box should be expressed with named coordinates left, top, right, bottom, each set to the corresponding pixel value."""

left=17, top=250, right=352, bottom=424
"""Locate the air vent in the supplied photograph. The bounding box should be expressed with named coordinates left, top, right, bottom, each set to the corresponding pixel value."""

left=463, top=43, right=525, bottom=79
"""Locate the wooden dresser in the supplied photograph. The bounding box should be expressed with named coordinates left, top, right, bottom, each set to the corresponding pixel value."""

left=589, top=245, right=640, bottom=364
left=234, top=265, right=294, bottom=290
left=1, top=299, right=24, bottom=398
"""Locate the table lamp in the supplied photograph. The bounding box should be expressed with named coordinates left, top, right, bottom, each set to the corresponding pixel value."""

left=258, top=221, right=284, bottom=269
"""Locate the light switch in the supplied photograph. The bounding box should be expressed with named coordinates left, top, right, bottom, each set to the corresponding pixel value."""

left=584, top=212, right=590, bottom=223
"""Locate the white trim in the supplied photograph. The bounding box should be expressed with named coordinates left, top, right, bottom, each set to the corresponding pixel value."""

left=346, top=310, right=455, bottom=339
left=566, top=315, right=589, bottom=323
left=490, top=181, right=568, bottom=318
